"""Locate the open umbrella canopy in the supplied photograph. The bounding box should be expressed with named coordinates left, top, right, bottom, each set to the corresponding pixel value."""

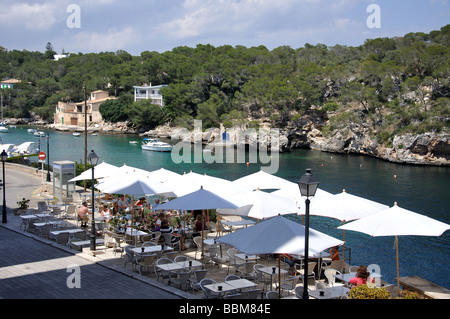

left=308, top=189, right=389, bottom=222
left=68, top=161, right=120, bottom=182
left=272, top=184, right=333, bottom=208
left=155, top=187, right=241, bottom=211
left=232, top=170, right=296, bottom=192
left=217, top=189, right=299, bottom=220
left=338, top=202, right=450, bottom=237
left=95, top=170, right=172, bottom=196
left=217, top=215, right=343, bottom=256
left=147, top=168, right=181, bottom=183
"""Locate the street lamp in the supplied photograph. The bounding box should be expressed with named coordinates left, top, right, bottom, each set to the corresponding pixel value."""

left=87, top=150, right=99, bottom=251
left=1, top=150, right=7, bottom=224
left=297, top=168, right=319, bottom=299
left=46, top=132, right=51, bottom=182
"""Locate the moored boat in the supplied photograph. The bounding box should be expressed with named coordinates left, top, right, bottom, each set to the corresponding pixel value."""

left=141, top=138, right=173, bottom=152
left=73, top=132, right=81, bottom=137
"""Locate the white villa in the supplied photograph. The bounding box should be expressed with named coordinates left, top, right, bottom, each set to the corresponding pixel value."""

left=133, top=83, right=168, bottom=106
left=0, top=79, right=21, bottom=89
left=54, top=90, right=116, bottom=126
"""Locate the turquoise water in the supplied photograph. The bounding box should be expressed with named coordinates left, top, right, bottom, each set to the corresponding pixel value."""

left=3, top=126, right=450, bottom=289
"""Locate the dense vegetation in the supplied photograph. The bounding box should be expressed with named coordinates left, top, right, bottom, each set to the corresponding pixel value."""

left=0, top=25, right=448, bottom=146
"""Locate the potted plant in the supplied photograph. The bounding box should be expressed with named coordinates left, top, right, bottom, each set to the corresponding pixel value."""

left=15, top=198, right=30, bottom=215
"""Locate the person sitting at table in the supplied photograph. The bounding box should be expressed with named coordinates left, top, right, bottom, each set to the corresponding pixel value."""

left=330, top=246, right=340, bottom=261
left=280, top=253, right=302, bottom=276
left=118, top=195, right=131, bottom=213
left=101, top=204, right=111, bottom=222
left=153, top=212, right=165, bottom=231
left=349, top=265, right=374, bottom=287
left=160, top=218, right=186, bottom=250
left=77, top=202, right=89, bottom=228
left=192, top=214, right=207, bottom=238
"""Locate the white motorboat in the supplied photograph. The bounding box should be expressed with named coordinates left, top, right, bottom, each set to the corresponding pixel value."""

left=0, top=125, right=8, bottom=133
left=27, top=128, right=36, bottom=133
left=141, top=138, right=173, bottom=152
left=73, top=132, right=81, bottom=137
left=34, top=131, right=45, bottom=137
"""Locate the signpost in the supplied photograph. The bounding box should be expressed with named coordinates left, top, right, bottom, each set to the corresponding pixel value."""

left=38, top=152, right=46, bottom=183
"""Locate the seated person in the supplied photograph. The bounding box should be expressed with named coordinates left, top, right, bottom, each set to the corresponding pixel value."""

left=349, top=265, right=374, bottom=287
left=101, top=204, right=111, bottom=222
left=77, top=202, right=89, bottom=228
left=153, top=212, right=165, bottom=232
left=280, top=253, right=302, bottom=276
left=160, top=219, right=185, bottom=250
left=192, top=214, right=207, bottom=237
left=330, top=246, right=340, bottom=261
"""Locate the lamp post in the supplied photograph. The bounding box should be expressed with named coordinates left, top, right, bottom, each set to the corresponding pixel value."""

left=87, top=150, right=99, bottom=251
left=298, top=168, right=319, bottom=299
left=1, top=150, right=7, bottom=224
left=46, top=132, right=51, bottom=182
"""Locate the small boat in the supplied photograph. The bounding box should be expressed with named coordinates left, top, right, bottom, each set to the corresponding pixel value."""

left=91, top=133, right=97, bottom=136
left=0, top=126, right=8, bottom=133
left=34, top=131, right=45, bottom=137
left=73, top=132, right=81, bottom=137
left=129, top=141, right=138, bottom=144
left=28, top=128, right=36, bottom=133
left=141, top=138, right=173, bottom=152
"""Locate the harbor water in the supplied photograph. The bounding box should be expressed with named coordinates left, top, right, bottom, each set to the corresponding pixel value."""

left=3, top=126, right=450, bottom=289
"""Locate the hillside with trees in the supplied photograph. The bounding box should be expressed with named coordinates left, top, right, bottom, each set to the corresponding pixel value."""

left=0, top=25, right=448, bottom=156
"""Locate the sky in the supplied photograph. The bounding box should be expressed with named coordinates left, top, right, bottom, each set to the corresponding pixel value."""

left=0, top=0, right=448, bottom=56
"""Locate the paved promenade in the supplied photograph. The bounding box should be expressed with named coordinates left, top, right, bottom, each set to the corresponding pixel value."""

left=0, top=166, right=191, bottom=299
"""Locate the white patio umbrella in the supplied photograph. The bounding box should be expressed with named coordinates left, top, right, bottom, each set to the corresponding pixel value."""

left=156, top=186, right=243, bottom=261
left=68, top=161, right=120, bottom=182
left=147, top=168, right=181, bottom=183
left=339, top=202, right=450, bottom=293
left=305, top=189, right=389, bottom=269
left=232, top=170, right=296, bottom=192
left=217, top=215, right=344, bottom=297
left=272, top=183, right=333, bottom=208
left=216, top=189, right=299, bottom=220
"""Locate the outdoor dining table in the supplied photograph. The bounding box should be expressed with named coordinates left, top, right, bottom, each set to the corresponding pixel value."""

left=131, top=245, right=174, bottom=255
left=204, top=282, right=236, bottom=296
left=259, top=266, right=288, bottom=290
left=226, top=278, right=257, bottom=290
left=155, top=259, right=203, bottom=272
left=222, top=220, right=255, bottom=228
left=49, top=228, right=84, bottom=240
left=309, top=286, right=350, bottom=299
left=124, top=228, right=148, bottom=245
left=35, top=213, right=52, bottom=220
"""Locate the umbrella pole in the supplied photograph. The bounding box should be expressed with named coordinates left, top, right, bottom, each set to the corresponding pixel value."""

left=396, top=236, right=400, bottom=295
left=278, top=256, right=281, bottom=299
left=201, top=210, right=205, bottom=263
left=342, top=224, right=346, bottom=273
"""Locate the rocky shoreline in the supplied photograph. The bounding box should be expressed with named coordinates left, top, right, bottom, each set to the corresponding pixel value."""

left=6, top=117, right=450, bottom=166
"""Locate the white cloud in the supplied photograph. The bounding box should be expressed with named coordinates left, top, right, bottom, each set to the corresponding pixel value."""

left=68, top=27, right=136, bottom=52
left=0, top=1, right=68, bottom=31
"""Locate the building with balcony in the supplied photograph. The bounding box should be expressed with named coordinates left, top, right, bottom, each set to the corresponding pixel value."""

left=54, top=90, right=116, bottom=126
left=133, top=83, right=168, bottom=106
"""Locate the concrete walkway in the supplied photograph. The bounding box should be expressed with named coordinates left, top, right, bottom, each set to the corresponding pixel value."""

left=0, top=165, right=194, bottom=299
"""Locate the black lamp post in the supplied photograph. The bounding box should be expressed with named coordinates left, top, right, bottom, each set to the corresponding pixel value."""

left=87, top=150, right=99, bottom=251
left=1, top=150, right=8, bottom=224
left=46, top=132, right=51, bottom=182
left=298, top=168, right=319, bottom=299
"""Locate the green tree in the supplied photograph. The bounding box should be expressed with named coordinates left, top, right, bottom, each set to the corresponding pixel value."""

left=126, top=100, right=164, bottom=129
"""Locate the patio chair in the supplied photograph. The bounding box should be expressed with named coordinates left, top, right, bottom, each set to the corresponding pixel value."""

left=199, top=278, right=221, bottom=299
left=112, top=233, right=124, bottom=256
left=227, top=248, right=246, bottom=275
left=215, top=220, right=233, bottom=238
left=296, top=261, right=317, bottom=285
left=56, top=232, right=70, bottom=246
left=155, top=258, right=174, bottom=282
left=237, top=261, right=257, bottom=279
left=324, top=269, right=345, bottom=287
left=124, top=245, right=137, bottom=270
left=103, top=230, right=115, bottom=249
left=349, top=265, right=359, bottom=275
left=193, top=236, right=209, bottom=260
left=278, top=275, right=302, bottom=296
left=254, top=264, right=272, bottom=292
left=37, top=201, right=49, bottom=213
left=169, top=269, right=191, bottom=291
left=224, top=293, right=243, bottom=299
left=142, top=241, right=157, bottom=247
left=68, top=238, right=82, bottom=251
left=140, top=234, right=152, bottom=246
left=65, top=205, right=77, bottom=223
left=242, top=289, right=263, bottom=299
left=36, top=223, right=52, bottom=239
left=174, top=255, right=191, bottom=263
left=189, top=269, right=208, bottom=292
left=151, top=231, right=161, bottom=244
left=163, top=233, right=181, bottom=251
left=266, top=291, right=284, bottom=299
left=209, top=245, right=228, bottom=268
left=136, top=253, right=157, bottom=276
left=73, top=230, right=87, bottom=241
left=294, top=286, right=310, bottom=299
left=321, top=260, right=344, bottom=275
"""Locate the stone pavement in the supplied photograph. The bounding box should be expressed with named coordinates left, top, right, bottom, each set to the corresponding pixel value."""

left=0, top=165, right=194, bottom=299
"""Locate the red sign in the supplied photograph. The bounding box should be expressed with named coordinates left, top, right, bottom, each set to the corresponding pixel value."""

left=38, top=151, right=46, bottom=160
